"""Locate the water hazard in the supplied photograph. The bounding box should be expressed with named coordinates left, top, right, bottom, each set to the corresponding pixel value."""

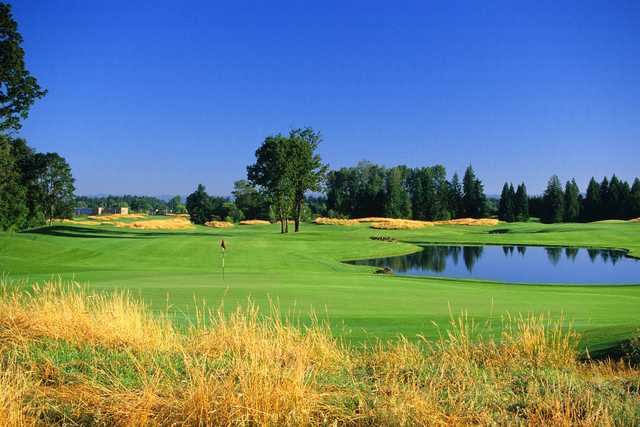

left=348, top=245, right=640, bottom=285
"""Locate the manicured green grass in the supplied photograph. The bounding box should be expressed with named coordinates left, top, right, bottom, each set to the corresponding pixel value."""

left=1, top=220, right=639, bottom=351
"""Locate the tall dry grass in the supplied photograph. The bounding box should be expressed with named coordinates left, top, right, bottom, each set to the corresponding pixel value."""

left=0, top=279, right=638, bottom=426
left=314, top=217, right=500, bottom=229
left=239, top=220, right=271, bottom=225
left=204, top=220, right=234, bottom=228
left=116, top=217, right=194, bottom=230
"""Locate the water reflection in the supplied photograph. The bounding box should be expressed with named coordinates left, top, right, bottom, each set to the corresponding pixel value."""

left=348, top=245, right=640, bottom=285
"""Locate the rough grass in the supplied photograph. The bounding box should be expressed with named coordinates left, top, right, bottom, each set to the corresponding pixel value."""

left=87, top=214, right=147, bottom=221
left=314, top=217, right=500, bottom=229
left=115, top=217, right=195, bottom=230
left=239, top=220, right=271, bottom=225
left=205, top=220, right=235, bottom=228
left=0, top=280, right=639, bottom=426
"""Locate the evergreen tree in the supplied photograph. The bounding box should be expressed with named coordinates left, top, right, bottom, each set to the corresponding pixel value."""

left=448, top=172, right=463, bottom=218
left=563, top=179, right=580, bottom=222
left=462, top=165, right=487, bottom=218
left=582, top=177, right=601, bottom=221
left=630, top=178, right=640, bottom=218
left=542, top=175, right=564, bottom=223
left=599, top=177, right=610, bottom=219
left=384, top=167, right=411, bottom=218
left=607, top=175, right=624, bottom=219
left=498, top=182, right=516, bottom=222
left=514, top=183, right=529, bottom=221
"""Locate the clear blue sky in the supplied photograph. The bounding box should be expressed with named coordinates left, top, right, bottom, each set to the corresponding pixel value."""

left=11, top=0, right=640, bottom=196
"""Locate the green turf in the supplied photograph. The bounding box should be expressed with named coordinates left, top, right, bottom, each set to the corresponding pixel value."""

left=1, top=220, right=639, bottom=351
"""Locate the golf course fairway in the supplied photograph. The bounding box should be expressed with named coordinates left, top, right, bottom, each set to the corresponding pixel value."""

left=1, top=219, right=639, bottom=353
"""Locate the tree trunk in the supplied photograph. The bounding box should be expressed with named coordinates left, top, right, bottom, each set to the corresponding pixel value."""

left=294, top=199, right=302, bottom=232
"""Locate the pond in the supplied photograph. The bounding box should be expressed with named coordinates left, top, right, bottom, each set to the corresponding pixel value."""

left=347, top=245, right=640, bottom=285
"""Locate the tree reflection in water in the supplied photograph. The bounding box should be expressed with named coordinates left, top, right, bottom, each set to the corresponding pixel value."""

left=349, top=245, right=630, bottom=274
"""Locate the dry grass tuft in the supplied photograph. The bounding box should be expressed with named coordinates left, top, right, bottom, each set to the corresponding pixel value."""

left=314, top=216, right=500, bottom=229
left=58, top=219, right=104, bottom=226
left=0, top=282, right=178, bottom=351
left=0, top=278, right=638, bottom=426
left=371, top=219, right=434, bottom=230
left=116, top=217, right=194, bottom=230
left=630, top=217, right=640, bottom=222
left=434, top=218, right=501, bottom=226
left=205, top=220, right=235, bottom=228
left=239, top=220, right=271, bottom=225
left=88, top=214, right=146, bottom=221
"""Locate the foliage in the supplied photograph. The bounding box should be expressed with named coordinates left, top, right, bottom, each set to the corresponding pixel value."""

left=0, top=137, right=74, bottom=230
left=287, top=128, right=328, bottom=232
left=0, top=3, right=47, bottom=133
left=232, top=179, right=269, bottom=220
left=563, top=179, right=581, bottom=222
left=186, top=184, right=213, bottom=225
left=75, top=194, right=169, bottom=213
left=0, top=136, right=27, bottom=229
left=31, top=152, right=76, bottom=224
left=462, top=165, right=487, bottom=218
left=498, top=183, right=516, bottom=222
left=542, top=175, right=564, bottom=224
left=248, top=128, right=327, bottom=233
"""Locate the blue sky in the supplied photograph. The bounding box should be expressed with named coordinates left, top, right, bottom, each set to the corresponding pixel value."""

left=11, top=0, right=640, bottom=196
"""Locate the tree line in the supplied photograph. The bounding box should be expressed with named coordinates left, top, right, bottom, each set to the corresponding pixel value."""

left=498, top=175, right=640, bottom=223
left=0, top=4, right=75, bottom=231
left=75, top=195, right=174, bottom=213
left=325, top=162, right=488, bottom=221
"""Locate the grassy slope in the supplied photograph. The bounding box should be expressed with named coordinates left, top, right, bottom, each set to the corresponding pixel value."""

left=1, top=220, right=639, bottom=351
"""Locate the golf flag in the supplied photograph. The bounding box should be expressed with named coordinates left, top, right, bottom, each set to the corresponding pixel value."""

left=220, top=239, right=226, bottom=251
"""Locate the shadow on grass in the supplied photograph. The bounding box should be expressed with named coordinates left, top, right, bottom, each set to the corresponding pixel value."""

left=24, top=225, right=231, bottom=239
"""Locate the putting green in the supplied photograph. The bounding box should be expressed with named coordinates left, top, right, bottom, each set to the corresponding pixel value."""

left=1, top=219, right=639, bottom=351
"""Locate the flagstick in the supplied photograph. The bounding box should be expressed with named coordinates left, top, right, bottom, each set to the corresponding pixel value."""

left=222, top=249, right=225, bottom=280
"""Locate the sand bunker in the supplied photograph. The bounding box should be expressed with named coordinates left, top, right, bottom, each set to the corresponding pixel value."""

left=239, top=220, right=271, bottom=225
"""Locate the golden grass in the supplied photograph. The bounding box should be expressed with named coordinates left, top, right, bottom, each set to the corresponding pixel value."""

left=239, top=220, right=271, bottom=225
left=314, top=216, right=500, bottom=229
left=116, top=217, right=194, bottom=230
left=631, top=217, right=640, bottom=222
left=0, top=279, right=638, bottom=426
left=58, top=219, right=104, bottom=226
left=88, top=214, right=146, bottom=221
left=204, top=220, right=235, bottom=228
left=370, top=219, right=434, bottom=230
left=434, top=217, right=501, bottom=226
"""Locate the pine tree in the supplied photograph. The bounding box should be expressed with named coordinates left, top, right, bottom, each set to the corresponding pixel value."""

left=582, top=177, right=601, bottom=221
left=542, top=175, right=564, bottom=223
left=630, top=178, right=640, bottom=218
left=599, top=177, right=610, bottom=220
left=384, top=167, right=411, bottom=218
left=563, top=179, right=580, bottom=222
left=498, top=182, right=516, bottom=222
left=462, top=166, right=487, bottom=218
left=514, top=183, right=529, bottom=221
left=448, top=172, right=463, bottom=219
